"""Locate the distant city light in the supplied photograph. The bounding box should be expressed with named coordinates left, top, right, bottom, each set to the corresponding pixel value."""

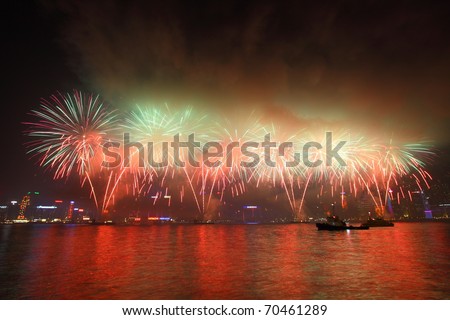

left=36, top=205, right=57, bottom=209
left=148, top=216, right=172, bottom=221
left=243, top=205, right=258, bottom=209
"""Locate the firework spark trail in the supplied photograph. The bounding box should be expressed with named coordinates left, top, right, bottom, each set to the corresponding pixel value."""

left=367, top=140, right=434, bottom=215
left=250, top=123, right=306, bottom=217
left=122, top=105, right=214, bottom=214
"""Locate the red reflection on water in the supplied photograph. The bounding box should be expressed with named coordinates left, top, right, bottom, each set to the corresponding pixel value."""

left=1, top=223, right=449, bottom=299
left=191, top=226, right=247, bottom=298
left=354, top=223, right=442, bottom=299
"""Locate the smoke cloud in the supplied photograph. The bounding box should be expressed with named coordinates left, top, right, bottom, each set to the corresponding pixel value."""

left=44, top=0, right=450, bottom=144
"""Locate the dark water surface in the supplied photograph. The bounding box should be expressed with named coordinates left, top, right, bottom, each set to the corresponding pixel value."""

left=0, top=222, right=449, bottom=299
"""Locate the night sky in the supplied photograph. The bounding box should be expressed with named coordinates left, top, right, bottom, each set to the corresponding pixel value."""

left=1, top=0, right=450, bottom=201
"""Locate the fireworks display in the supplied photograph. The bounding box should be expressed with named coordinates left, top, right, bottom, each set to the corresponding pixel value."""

left=24, top=91, right=118, bottom=211
left=24, top=91, right=435, bottom=220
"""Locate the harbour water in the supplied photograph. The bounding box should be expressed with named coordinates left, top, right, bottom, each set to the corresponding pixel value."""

left=0, top=222, right=449, bottom=299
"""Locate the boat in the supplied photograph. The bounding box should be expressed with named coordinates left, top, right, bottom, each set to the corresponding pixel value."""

left=361, top=217, right=394, bottom=227
left=316, top=223, right=369, bottom=230
left=316, top=216, right=369, bottom=231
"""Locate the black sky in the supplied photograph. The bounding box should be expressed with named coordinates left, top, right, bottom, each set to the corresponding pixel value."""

left=1, top=0, right=450, bottom=200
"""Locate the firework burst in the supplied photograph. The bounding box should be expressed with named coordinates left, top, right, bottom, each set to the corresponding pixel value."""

left=24, top=91, right=117, bottom=210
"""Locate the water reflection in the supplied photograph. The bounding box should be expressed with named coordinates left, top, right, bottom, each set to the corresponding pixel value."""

left=0, top=223, right=449, bottom=299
